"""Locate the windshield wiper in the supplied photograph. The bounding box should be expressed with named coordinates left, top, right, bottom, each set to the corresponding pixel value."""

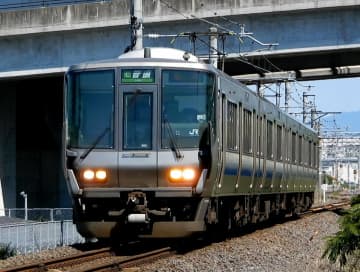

left=79, top=127, right=110, bottom=161
left=163, top=118, right=183, bottom=160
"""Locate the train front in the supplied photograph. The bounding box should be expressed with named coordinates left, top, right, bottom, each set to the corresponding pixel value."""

left=63, top=48, right=216, bottom=240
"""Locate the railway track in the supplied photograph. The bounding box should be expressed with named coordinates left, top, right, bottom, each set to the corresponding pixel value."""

left=1, top=200, right=350, bottom=272
left=308, top=200, right=350, bottom=213
left=2, top=246, right=173, bottom=272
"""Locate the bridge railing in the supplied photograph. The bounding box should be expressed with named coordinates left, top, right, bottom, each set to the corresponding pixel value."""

left=0, top=0, right=111, bottom=11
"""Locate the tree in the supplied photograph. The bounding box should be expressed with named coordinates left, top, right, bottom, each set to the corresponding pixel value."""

left=322, top=195, right=360, bottom=270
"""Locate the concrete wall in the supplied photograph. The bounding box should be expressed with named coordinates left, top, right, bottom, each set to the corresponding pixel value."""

left=0, top=77, right=70, bottom=209
left=0, top=83, right=16, bottom=208
left=0, top=2, right=359, bottom=76
left=1, top=0, right=360, bottom=36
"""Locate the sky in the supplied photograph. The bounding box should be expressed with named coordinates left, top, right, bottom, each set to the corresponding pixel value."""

left=254, top=77, right=360, bottom=133
left=301, top=78, right=360, bottom=133
left=303, top=78, right=360, bottom=113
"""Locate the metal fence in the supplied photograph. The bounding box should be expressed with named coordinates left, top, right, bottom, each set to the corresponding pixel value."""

left=0, top=208, right=85, bottom=254
left=2, top=208, right=73, bottom=222
left=0, top=220, right=85, bottom=254
left=0, top=0, right=111, bottom=11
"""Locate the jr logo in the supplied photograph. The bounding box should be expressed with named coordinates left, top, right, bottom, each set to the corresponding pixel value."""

left=189, top=129, right=199, bottom=136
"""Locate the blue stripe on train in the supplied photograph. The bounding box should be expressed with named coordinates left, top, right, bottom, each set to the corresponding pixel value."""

left=224, top=168, right=274, bottom=179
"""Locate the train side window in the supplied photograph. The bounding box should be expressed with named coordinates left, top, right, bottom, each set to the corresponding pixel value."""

left=243, top=109, right=252, bottom=154
left=313, top=142, right=318, bottom=168
left=291, top=132, right=296, bottom=163
left=299, top=135, right=303, bottom=165
left=308, top=141, right=312, bottom=167
left=267, top=120, right=273, bottom=159
left=287, top=129, right=292, bottom=163
left=276, top=125, right=282, bottom=161
left=227, top=101, right=237, bottom=151
left=304, top=140, right=306, bottom=166
left=258, top=116, right=263, bottom=157
left=308, top=140, right=312, bottom=167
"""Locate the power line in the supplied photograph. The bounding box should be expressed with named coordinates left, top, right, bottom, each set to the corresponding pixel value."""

left=158, top=0, right=191, bottom=20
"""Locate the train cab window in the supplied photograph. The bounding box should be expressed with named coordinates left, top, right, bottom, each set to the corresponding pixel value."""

left=227, top=101, right=237, bottom=150
left=123, top=93, right=152, bottom=150
left=161, top=69, right=215, bottom=149
left=66, top=70, right=114, bottom=149
left=243, top=109, right=252, bottom=154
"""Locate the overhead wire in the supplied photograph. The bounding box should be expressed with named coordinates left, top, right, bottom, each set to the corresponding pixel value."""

left=157, top=0, right=320, bottom=121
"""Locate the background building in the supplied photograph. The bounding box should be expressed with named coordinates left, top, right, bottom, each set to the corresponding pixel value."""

left=321, top=132, right=360, bottom=187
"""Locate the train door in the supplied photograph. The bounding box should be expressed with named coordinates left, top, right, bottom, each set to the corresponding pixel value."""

left=222, top=100, right=239, bottom=193
left=215, top=94, right=226, bottom=191
left=253, top=114, right=263, bottom=193
left=240, top=108, right=253, bottom=193
left=118, top=84, right=158, bottom=187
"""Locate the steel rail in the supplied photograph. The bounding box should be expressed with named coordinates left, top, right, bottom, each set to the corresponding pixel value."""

left=66, top=247, right=173, bottom=272
left=2, top=247, right=112, bottom=272
left=308, top=200, right=350, bottom=213
left=2, top=246, right=173, bottom=272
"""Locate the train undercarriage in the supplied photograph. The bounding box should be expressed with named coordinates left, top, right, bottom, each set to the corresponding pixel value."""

left=73, top=191, right=314, bottom=241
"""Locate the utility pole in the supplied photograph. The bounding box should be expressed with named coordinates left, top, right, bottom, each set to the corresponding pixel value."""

left=256, top=83, right=265, bottom=97
left=284, top=81, right=290, bottom=113
left=209, top=27, right=218, bottom=68
left=303, top=91, right=307, bottom=123
left=310, top=107, right=317, bottom=130
left=303, top=92, right=315, bottom=125
left=20, top=191, right=28, bottom=221
left=126, top=0, right=143, bottom=52
left=276, top=82, right=281, bottom=107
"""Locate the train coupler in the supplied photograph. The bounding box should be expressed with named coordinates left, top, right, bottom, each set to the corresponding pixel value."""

left=126, top=191, right=167, bottom=223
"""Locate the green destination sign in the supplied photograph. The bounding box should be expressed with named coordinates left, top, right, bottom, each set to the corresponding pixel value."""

left=121, top=69, right=155, bottom=83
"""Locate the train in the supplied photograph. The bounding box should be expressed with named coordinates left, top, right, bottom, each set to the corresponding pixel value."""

left=62, top=47, right=319, bottom=241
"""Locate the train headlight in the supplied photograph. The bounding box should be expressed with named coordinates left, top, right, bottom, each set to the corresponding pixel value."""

left=83, top=169, right=95, bottom=180
left=82, top=169, right=108, bottom=183
left=169, top=168, right=182, bottom=181
left=95, top=170, right=107, bottom=180
left=183, top=168, right=196, bottom=181
left=168, top=167, right=197, bottom=184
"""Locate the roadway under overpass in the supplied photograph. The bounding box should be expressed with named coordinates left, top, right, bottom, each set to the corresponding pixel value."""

left=0, top=0, right=359, bottom=209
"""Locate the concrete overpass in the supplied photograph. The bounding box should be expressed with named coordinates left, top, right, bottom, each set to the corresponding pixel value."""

left=0, top=0, right=359, bottom=80
left=0, top=0, right=360, bottom=209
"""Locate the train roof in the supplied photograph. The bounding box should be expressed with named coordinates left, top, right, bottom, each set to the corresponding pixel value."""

left=68, top=47, right=209, bottom=71
left=118, top=47, right=200, bottom=62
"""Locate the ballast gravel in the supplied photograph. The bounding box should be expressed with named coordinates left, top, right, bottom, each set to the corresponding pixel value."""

left=139, top=212, right=341, bottom=272
left=0, top=212, right=342, bottom=271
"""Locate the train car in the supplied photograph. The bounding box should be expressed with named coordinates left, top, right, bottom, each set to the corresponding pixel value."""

left=62, top=47, right=319, bottom=240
